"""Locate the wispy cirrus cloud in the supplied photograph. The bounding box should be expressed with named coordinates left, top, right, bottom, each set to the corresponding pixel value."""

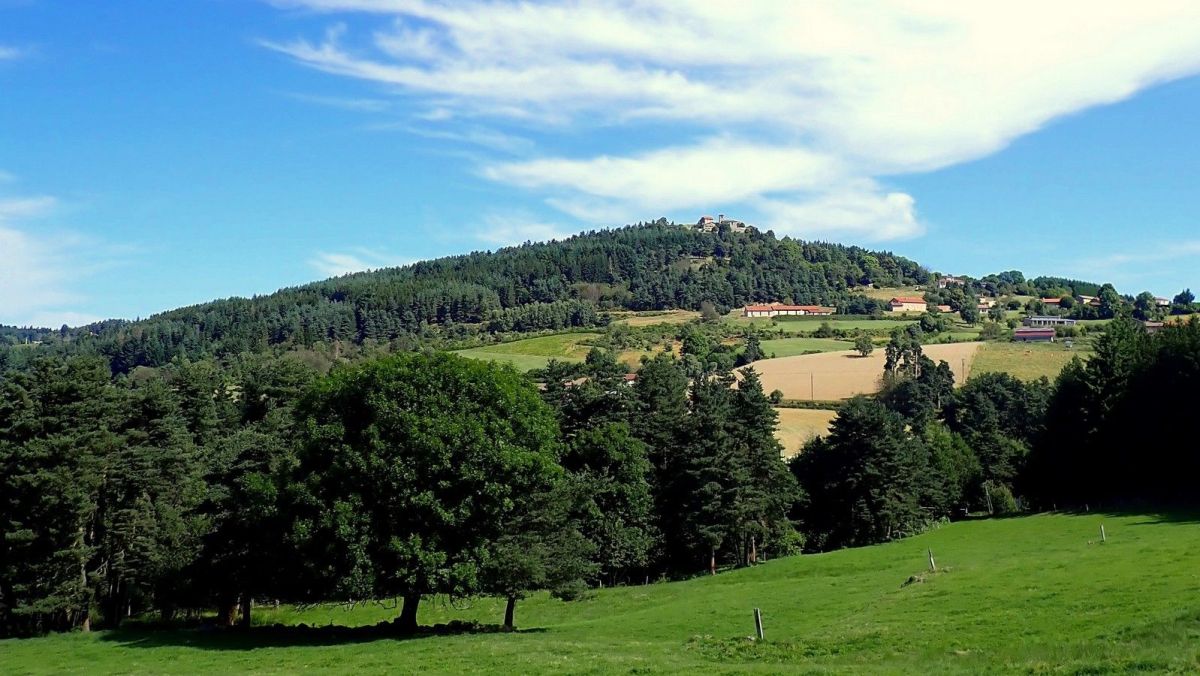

left=283, top=91, right=392, bottom=112
left=0, top=45, right=22, bottom=61
left=264, top=1, right=1200, bottom=242
left=310, top=246, right=414, bottom=276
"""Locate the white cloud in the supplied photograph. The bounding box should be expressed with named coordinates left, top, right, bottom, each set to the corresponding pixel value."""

left=484, top=138, right=844, bottom=213
left=265, top=1, right=1200, bottom=241
left=0, top=45, right=21, bottom=61
left=474, top=213, right=570, bottom=247
left=755, top=183, right=924, bottom=241
left=0, top=195, right=112, bottom=327
left=310, top=247, right=414, bottom=276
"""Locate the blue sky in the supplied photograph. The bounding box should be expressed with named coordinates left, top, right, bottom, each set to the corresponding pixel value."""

left=2, top=1, right=1200, bottom=327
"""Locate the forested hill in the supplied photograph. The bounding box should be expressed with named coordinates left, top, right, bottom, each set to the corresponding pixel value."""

left=1, top=223, right=927, bottom=373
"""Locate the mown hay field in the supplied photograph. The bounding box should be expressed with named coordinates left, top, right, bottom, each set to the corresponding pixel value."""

left=745, top=342, right=982, bottom=400
left=609, top=310, right=700, bottom=326
left=774, top=407, right=837, bottom=456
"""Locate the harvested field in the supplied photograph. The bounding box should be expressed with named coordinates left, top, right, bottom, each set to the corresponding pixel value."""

left=774, top=407, right=837, bottom=457
left=744, top=342, right=982, bottom=400
left=610, top=310, right=699, bottom=326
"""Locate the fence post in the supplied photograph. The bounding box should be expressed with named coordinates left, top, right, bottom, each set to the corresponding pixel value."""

left=928, top=548, right=937, bottom=572
left=753, top=607, right=764, bottom=641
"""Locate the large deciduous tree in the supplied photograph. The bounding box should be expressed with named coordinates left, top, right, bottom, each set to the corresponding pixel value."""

left=288, top=353, right=562, bottom=632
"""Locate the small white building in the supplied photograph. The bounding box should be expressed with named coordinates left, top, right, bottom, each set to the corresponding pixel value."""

left=1023, top=316, right=1076, bottom=328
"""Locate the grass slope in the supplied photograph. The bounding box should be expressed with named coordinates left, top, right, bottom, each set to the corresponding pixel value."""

left=971, top=341, right=1093, bottom=382
left=453, top=333, right=602, bottom=371
left=760, top=337, right=854, bottom=358
left=5, top=513, right=1198, bottom=674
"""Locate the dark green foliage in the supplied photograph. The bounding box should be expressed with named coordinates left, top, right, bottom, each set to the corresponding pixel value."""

left=1028, top=316, right=1200, bottom=506
left=482, top=479, right=595, bottom=630
left=561, top=423, right=656, bottom=584
left=791, top=398, right=932, bottom=550
left=288, top=353, right=562, bottom=630
left=0, top=358, right=204, bottom=636
left=853, top=334, right=874, bottom=357
left=879, top=355, right=955, bottom=430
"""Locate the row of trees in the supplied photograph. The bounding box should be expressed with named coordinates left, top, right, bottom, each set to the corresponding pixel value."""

left=0, top=345, right=800, bottom=637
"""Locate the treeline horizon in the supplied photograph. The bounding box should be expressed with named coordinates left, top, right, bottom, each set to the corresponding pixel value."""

left=3, top=221, right=1122, bottom=375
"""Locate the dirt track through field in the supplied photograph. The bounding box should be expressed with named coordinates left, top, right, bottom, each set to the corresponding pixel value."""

left=744, top=342, right=983, bottom=400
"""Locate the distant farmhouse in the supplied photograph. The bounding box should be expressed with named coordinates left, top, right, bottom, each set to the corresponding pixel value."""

left=743, top=303, right=835, bottom=318
left=1155, top=297, right=1171, bottom=308
left=888, top=296, right=928, bottom=313
left=1014, top=327, right=1056, bottom=342
left=937, top=275, right=966, bottom=289
left=1142, top=320, right=1165, bottom=334
left=1023, top=316, right=1076, bottom=328
left=696, top=214, right=752, bottom=233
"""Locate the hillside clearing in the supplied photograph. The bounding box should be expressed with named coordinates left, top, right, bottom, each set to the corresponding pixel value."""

left=610, top=310, right=700, bottom=326
left=774, top=407, right=837, bottom=456
left=453, top=333, right=601, bottom=371
left=745, top=342, right=982, bottom=400
left=5, top=513, right=1198, bottom=673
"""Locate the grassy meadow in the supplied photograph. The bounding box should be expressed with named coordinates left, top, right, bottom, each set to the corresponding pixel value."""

left=5, top=512, right=1198, bottom=674
left=970, top=340, right=1093, bottom=382
left=453, top=332, right=602, bottom=371
left=760, top=337, right=854, bottom=358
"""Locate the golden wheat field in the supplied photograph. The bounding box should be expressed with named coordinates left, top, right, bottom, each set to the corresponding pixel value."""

left=773, top=407, right=838, bottom=457
left=744, top=342, right=983, bottom=400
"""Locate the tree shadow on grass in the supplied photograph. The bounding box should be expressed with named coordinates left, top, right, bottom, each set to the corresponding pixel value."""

left=99, top=620, right=546, bottom=651
left=1020, top=507, right=1200, bottom=526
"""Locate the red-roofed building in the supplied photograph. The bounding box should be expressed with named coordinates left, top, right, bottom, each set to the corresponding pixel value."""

left=743, top=303, right=834, bottom=318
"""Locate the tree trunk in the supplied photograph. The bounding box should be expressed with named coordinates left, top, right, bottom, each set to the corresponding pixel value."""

left=709, top=549, right=716, bottom=575
left=397, top=593, right=420, bottom=633
left=79, top=533, right=91, bottom=632
left=240, top=593, right=252, bottom=628
left=750, top=536, right=758, bottom=565
left=503, top=596, right=517, bottom=631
